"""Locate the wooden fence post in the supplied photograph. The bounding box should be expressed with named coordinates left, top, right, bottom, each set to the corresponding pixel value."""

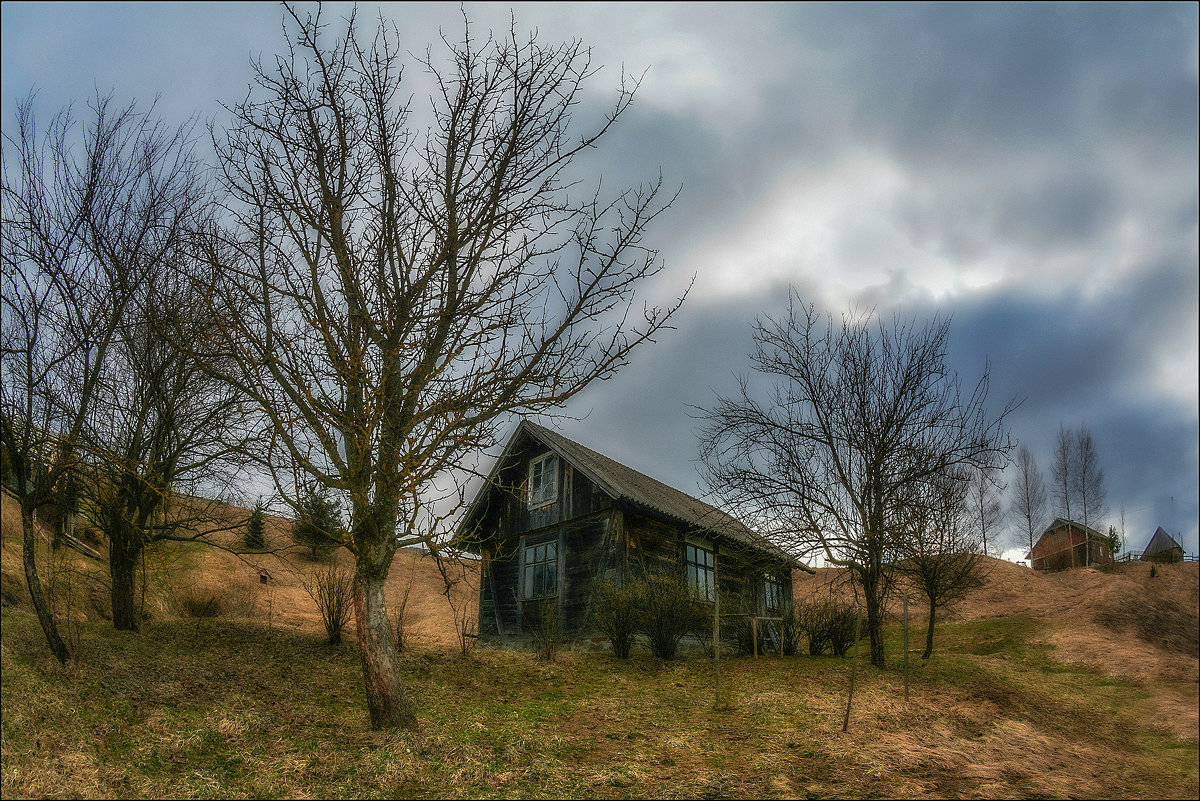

left=842, top=612, right=862, bottom=733
left=903, top=592, right=910, bottom=702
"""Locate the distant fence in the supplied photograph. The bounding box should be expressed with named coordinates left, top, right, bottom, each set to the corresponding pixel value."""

left=1114, top=551, right=1198, bottom=564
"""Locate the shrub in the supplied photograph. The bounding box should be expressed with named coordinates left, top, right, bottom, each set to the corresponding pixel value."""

left=588, top=578, right=640, bottom=658
left=301, top=565, right=355, bottom=645
left=523, top=596, right=561, bottom=661
left=797, top=598, right=860, bottom=657
left=797, top=600, right=832, bottom=655
left=634, top=571, right=705, bottom=661
left=244, top=501, right=267, bottom=550
left=292, top=488, right=343, bottom=560
left=826, top=604, right=860, bottom=657
left=779, top=602, right=799, bottom=657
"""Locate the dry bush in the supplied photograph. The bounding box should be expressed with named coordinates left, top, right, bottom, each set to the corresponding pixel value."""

left=634, top=571, right=705, bottom=660
left=301, top=565, right=354, bottom=645
left=797, top=598, right=860, bottom=657
left=392, top=561, right=418, bottom=652
left=175, top=587, right=224, bottom=619
left=588, top=578, right=639, bottom=658
left=523, top=596, right=560, bottom=662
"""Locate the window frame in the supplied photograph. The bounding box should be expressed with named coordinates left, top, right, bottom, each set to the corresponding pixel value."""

left=759, top=575, right=783, bottom=615
left=521, top=537, right=559, bottom=600
left=685, top=541, right=716, bottom=602
left=527, top=452, right=558, bottom=510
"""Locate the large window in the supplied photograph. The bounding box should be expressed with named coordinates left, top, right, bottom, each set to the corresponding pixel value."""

left=759, top=576, right=783, bottom=615
left=523, top=539, right=558, bottom=599
left=685, top=542, right=715, bottom=601
left=527, top=453, right=558, bottom=509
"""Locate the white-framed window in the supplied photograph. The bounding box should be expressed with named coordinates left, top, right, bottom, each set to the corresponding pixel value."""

left=759, top=576, right=783, bottom=615
left=527, top=452, right=558, bottom=509
left=522, top=539, right=558, bottom=599
left=685, top=542, right=716, bottom=602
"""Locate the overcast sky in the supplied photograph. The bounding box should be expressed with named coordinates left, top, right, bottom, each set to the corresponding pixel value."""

left=3, top=2, right=1197, bottom=559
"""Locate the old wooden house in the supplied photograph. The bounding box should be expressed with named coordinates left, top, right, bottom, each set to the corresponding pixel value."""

left=454, top=420, right=799, bottom=644
left=1027, top=518, right=1113, bottom=571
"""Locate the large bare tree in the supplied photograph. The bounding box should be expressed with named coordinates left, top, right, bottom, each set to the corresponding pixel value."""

left=84, top=258, right=254, bottom=631
left=205, top=6, right=681, bottom=728
left=698, top=296, right=1013, bottom=668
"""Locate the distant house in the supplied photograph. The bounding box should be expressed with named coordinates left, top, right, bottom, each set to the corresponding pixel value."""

left=1140, top=527, right=1185, bottom=563
left=454, top=420, right=803, bottom=644
left=1027, top=518, right=1113, bottom=571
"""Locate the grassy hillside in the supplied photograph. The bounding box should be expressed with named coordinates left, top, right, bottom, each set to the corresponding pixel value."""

left=2, top=491, right=1197, bottom=799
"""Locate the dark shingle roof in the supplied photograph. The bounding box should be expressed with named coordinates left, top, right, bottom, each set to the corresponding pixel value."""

left=1141, top=526, right=1183, bottom=557
left=1043, top=517, right=1106, bottom=540
left=525, top=422, right=760, bottom=546
left=461, top=420, right=797, bottom=565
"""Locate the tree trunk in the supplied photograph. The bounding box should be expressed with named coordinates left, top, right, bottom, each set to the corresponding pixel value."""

left=353, top=568, right=418, bottom=730
left=20, top=502, right=70, bottom=664
left=862, top=572, right=885, bottom=668
left=109, top=526, right=142, bottom=631
left=922, top=600, right=936, bottom=659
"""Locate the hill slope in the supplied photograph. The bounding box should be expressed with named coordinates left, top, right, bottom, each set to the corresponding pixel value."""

left=2, top=490, right=1197, bottom=799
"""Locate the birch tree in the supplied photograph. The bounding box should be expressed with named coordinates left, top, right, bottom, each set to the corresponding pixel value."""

left=1009, top=443, right=1047, bottom=557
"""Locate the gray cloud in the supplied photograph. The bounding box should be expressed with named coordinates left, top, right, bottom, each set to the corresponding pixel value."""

left=4, top=2, right=1196, bottom=556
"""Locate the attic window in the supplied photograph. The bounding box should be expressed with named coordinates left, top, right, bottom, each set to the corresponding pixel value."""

left=527, top=452, right=558, bottom=509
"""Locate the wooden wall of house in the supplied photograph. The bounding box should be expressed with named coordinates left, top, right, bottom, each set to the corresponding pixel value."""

left=624, top=509, right=793, bottom=615
left=559, top=510, right=623, bottom=633
left=475, top=438, right=620, bottom=639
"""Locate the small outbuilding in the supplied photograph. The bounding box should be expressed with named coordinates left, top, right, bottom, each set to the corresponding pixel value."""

left=1027, top=518, right=1113, bottom=571
left=1140, top=526, right=1185, bottom=563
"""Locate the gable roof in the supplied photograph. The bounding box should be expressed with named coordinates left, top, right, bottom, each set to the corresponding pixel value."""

left=458, top=419, right=801, bottom=567
left=1141, top=526, right=1183, bottom=557
left=1040, top=517, right=1106, bottom=541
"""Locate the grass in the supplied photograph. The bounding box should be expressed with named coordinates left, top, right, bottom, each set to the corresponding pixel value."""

left=3, top=606, right=1196, bottom=800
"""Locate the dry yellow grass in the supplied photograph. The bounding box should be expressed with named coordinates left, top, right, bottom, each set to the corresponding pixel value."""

left=0, top=489, right=477, bottom=649
left=3, top=490, right=1197, bottom=799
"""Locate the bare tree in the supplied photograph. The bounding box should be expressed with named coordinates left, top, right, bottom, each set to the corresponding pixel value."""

left=204, top=7, right=681, bottom=729
left=698, top=296, right=1013, bottom=668
left=1009, top=443, right=1047, bottom=558
left=967, top=467, right=1004, bottom=558
left=1075, top=423, right=1106, bottom=534
left=79, top=158, right=254, bottom=631
left=2, top=93, right=147, bottom=662
left=1051, top=424, right=1075, bottom=523
left=896, top=470, right=987, bottom=659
